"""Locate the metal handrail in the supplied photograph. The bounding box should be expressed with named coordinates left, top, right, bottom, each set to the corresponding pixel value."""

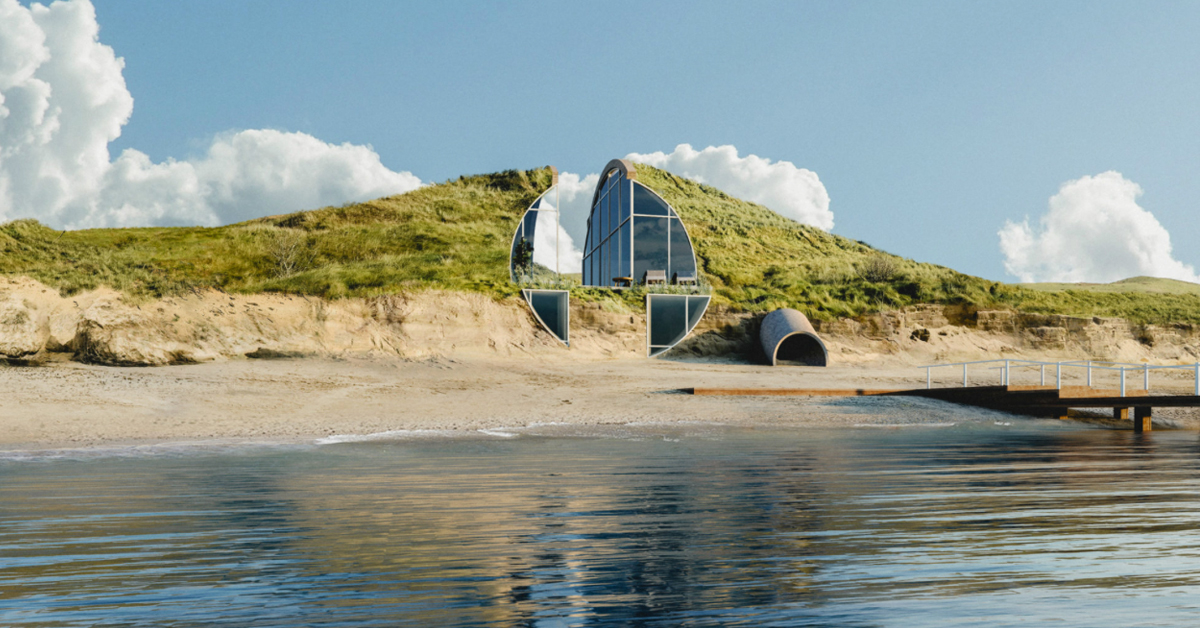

left=921, top=358, right=1200, bottom=397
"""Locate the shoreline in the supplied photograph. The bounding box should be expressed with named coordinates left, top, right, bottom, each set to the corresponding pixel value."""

left=6, top=355, right=1196, bottom=451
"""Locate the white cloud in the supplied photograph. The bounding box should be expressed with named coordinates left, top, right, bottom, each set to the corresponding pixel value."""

left=625, top=144, right=834, bottom=230
left=530, top=194, right=583, bottom=272
left=0, top=0, right=421, bottom=229
left=549, top=145, right=832, bottom=272
left=999, top=171, right=1199, bottom=283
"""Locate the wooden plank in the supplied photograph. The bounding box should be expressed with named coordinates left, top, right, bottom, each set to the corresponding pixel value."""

left=689, top=388, right=905, bottom=397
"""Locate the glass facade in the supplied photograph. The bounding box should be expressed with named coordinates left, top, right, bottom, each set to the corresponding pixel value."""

left=581, top=172, right=697, bottom=287
left=523, top=289, right=569, bottom=347
left=509, top=188, right=561, bottom=282
left=646, top=294, right=710, bottom=357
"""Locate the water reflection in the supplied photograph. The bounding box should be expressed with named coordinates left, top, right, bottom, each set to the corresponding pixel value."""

left=4, top=426, right=1200, bottom=626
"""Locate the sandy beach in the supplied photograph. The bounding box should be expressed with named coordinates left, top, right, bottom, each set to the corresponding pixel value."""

left=0, top=356, right=985, bottom=448
left=6, top=353, right=1200, bottom=450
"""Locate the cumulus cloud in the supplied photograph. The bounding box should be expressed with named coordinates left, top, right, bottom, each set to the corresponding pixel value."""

left=0, top=0, right=421, bottom=229
left=548, top=145, right=832, bottom=271
left=625, top=144, right=834, bottom=230
left=529, top=194, right=584, bottom=272
left=999, top=171, right=1199, bottom=284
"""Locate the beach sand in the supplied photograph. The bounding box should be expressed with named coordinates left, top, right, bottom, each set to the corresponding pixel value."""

left=5, top=354, right=1200, bottom=449
left=0, top=356, right=978, bottom=448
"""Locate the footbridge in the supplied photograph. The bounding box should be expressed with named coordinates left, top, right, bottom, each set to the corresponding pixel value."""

left=691, top=359, right=1200, bottom=432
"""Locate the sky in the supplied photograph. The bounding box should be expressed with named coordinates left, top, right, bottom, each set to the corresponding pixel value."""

left=3, top=0, right=1200, bottom=283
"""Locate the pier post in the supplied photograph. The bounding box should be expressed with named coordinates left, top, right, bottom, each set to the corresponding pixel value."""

left=926, top=367, right=931, bottom=390
left=1144, top=365, right=1150, bottom=392
left=1087, top=361, right=1092, bottom=387
left=1114, top=407, right=1129, bottom=421
left=1004, top=360, right=1010, bottom=386
left=1134, top=406, right=1152, bottom=433
left=963, top=364, right=967, bottom=387
left=1120, top=367, right=1126, bottom=397
left=1194, top=362, right=1198, bottom=396
left=1040, top=364, right=1045, bottom=386
left=1057, top=362, right=1062, bottom=390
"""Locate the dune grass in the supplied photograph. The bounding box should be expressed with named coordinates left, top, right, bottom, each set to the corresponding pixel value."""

left=3, top=164, right=1200, bottom=325
left=0, top=169, right=552, bottom=300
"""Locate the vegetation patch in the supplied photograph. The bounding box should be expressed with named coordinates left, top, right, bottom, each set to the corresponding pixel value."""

left=3, top=164, right=1200, bottom=325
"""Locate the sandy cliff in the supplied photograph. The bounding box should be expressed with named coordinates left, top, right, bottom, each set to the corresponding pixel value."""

left=1, top=277, right=1197, bottom=367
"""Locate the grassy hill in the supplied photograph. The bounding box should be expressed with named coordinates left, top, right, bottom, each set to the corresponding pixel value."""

left=3, top=164, right=1200, bottom=325
left=0, top=169, right=551, bottom=299
left=1022, top=276, right=1200, bottom=295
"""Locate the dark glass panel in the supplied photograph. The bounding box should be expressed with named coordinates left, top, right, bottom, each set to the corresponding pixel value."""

left=523, top=210, right=539, bottom=242
left=609, top=183, right=619, bottom=236
left=582, top=253, right=590, bottom=285
left=510, top=236, right=521, bottom=276
left=599, top=193, right=608, bottom=243
left=606, top=237, right=619, bottom=285
left=608, top=171, right=621, bottom=197
left=509, top=208, right=540, bottom=278
left=648, top=294, right=689, bottom=348
left=633, top=216, right=669, bottom=284
left=669, top=218, right=696, bottom=280
left=686, top=296, right=709, bottom=332
left=527, top=290, right=569, bottom=345
left=619, top=220, right=632, bottom=279
left=633, top=183, right=669, bottom=216
left=598, top=241, right=606, bottom=287
left=619, top=179, right=631, bottom=223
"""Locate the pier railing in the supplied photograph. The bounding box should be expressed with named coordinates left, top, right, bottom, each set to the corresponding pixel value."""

left=921, top=359, right=1200, bottom=397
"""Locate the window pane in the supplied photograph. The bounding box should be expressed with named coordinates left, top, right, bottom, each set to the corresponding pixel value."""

left=528, top=290, right=569, bottom=345
left=669, top=218, right=695, bottom=281
left=598, top=194, right=608, bottom=242
left=619, top=220, right=632, bottom=279
left=597, top=239, right=606, bottom=285
left=633, top=216, right=669, bottom=284
left=606, top=237, right=619, bottom=285
left=619, top=180, right=631, bottom=224
left=633, top=183, right=669, bottom=216
left=649, top=294, right=688, bottom=347
left=687, top=296, right=709, bottom=332
left=609, top=183, right=619, bottom=235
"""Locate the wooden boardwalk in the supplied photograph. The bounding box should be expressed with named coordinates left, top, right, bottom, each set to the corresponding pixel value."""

left=689, top=385, right=1200, bottom=432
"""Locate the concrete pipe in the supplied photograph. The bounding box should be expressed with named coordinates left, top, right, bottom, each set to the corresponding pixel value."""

left=760, top=308, right=828, bottom=367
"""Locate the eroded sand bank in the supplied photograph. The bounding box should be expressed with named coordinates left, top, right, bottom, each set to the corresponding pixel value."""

left=6, top=276, right=1200, bottom=449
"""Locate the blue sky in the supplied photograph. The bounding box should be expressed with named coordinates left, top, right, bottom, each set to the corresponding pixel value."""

left=8, top=1, right=1200, bottom=282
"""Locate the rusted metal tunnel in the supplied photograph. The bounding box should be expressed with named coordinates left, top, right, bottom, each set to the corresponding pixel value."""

left=760, top=308, right=828, bottom=366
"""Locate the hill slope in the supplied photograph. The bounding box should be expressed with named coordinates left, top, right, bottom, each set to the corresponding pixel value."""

left=3, top=165, right=1200, bottom=325
left=1022, top=276, right=1200, bottom=295
left=0, top=169, right=551, bottom=299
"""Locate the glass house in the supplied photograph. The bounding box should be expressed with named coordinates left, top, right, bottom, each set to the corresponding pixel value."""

left=646, top=293, right=710, bottom=357
left=580, top=160, right=709, bottom=356
left=510, top=174, right=563, bottom=282
left=581, top=160, right=699, bottom=288
left=509, top=167, right=569, bottom=346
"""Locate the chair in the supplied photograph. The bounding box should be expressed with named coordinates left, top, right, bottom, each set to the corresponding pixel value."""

left=643, top=270, right=667, bottom=285
left=673, top=272, right=697, bottom=286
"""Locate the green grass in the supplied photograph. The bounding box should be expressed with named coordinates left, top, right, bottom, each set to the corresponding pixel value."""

left=0, top=168, right=554, bottom=300
left=1021, top=276, right=1200, bottom=295
left=3, top=163, right=1200, bottom=325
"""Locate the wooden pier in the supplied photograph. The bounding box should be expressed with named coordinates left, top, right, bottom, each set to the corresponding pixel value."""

left=689, top=385, right=1200, bottom=432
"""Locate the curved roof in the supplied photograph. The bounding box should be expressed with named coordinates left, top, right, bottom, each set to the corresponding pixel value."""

left=588, top=159, right=637, bottom=210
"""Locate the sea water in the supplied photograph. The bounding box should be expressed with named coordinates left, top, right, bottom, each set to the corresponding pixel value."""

left=4, top=420, right=1200, bottom=627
